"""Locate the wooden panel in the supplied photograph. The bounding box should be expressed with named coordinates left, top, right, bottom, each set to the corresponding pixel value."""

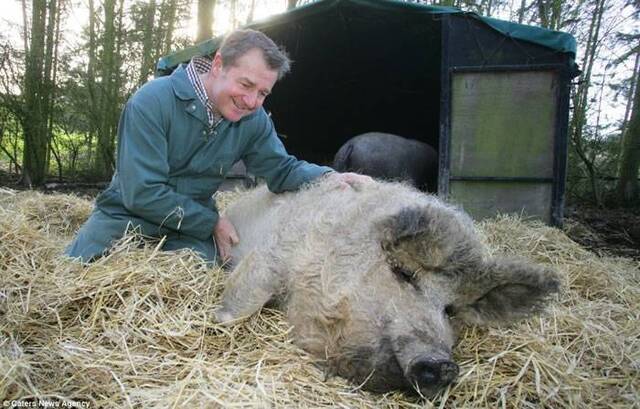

left=450, top=71, right=557, bottom=178
left=450, top=181, right=552, bottom=223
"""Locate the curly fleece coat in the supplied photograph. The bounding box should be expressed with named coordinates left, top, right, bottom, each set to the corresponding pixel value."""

left=216, top=178, right=560, bottom=396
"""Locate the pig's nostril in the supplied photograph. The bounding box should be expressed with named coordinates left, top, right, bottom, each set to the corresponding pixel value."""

left=410, top=358, right=459, bottom=387
left=438, top=361, right=459, bottom=385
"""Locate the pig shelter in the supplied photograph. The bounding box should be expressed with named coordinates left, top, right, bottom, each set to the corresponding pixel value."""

left=156, top=0, right=579, bottom=226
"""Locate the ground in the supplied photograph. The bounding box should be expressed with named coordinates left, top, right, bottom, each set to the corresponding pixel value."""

left=1, top=168, right=639, bottom=261
left=565, top=204, right=640, bottom=261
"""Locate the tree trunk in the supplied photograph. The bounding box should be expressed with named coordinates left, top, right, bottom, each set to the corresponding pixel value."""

left=550, top=0, right=563, bottom=30
left=111, top=0, right=125, bottom=158
left=616, top=47, right=640, bottom=205
left=138, top=0, right=157, bottom=87
left=197, top=0, right=215, bottom=42
left=21, top=0, right=30, bottom=55
left=485, top=0, right=493, bottom=16
left=230, top=0, right=237, bottom=29
left=287, top=0, right=298, bottom=11
left=568, top=0, right=607, bottom=206
left=246, top=0, right=256, bottom=23
left=52, top=2, right=64, bottom=180
left=536, top=0, right=550, bottom=28
left=518, top=0, right=526, bottom=24
left=86, top=0, right=98, bottom=171
left=161, top=0, right=177, bottom=55
left=87, top=0, right=97, bottom=121
left=153, top=1, right=166, bottom=65
left=620, top=50, right=639, bottom=142
left=536, top=0, right=566, bottom=30
left=50, top=135, right=63, bottom=181
left=22, top=0, right=49, bottom=186
left=43, top=0, right=60, bottom=175
left=94, top=0, right=117, bottom=179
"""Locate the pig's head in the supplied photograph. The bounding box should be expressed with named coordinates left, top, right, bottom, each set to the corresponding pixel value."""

left=328, top=204, right=560, bottom=397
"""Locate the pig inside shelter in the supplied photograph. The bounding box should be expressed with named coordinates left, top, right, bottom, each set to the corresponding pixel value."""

left=261, top=7, right=443, bottom=192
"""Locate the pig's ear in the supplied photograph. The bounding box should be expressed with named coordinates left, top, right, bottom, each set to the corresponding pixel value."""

left=452, top=257, right=561, bottom=325
left=378, top=205, right=481, bottom=269
left=378, top=206, right=431, bottom=247
left=378, top=206, right=449, bottom=268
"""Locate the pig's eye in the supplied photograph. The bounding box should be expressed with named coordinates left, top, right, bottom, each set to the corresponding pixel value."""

left=444, top=305, right=456, bottom=318
left=392, top=266, right=415, bottom=282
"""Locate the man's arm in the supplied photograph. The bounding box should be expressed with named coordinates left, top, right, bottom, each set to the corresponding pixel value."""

left=241, top=111, right=333, bottom=192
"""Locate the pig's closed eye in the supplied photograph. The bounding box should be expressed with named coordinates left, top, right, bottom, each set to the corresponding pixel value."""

left=444, top=305, right=456, bottom=318
left=392, top=266, right=415, bottom=283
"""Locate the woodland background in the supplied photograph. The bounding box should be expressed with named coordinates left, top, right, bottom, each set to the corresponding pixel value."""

left=0, top=0, right=638, bottom=208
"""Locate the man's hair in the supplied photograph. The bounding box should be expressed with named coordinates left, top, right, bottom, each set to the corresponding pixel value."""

left=218, top=29, right=291, bottom=80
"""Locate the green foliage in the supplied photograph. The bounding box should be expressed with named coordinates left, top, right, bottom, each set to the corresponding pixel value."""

left=49, top=127, right=102, bottom=181
left=566, top=125, right=625, bottom=205
left=0, top=107, right=102, bottom=182
left=0, top=0, right=194, bottom=184
left=0, top=107, right=24, bottom=174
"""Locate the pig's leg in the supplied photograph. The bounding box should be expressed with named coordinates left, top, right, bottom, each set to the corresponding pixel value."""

left=215, top=251, right=283, bottom=323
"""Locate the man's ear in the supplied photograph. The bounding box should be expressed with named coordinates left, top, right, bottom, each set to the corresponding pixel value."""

left=211, top=52, right=223, bottom=76
left=452, top=257, right=561, bottom=326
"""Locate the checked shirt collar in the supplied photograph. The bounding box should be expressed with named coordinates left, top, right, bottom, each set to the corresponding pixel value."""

left=186, top=56, right=224, bottom=128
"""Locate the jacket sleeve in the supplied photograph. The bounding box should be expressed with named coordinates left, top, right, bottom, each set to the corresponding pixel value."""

left=116, top=98, right=218, bottom=241
left=242, top=111, right=334, bottom=193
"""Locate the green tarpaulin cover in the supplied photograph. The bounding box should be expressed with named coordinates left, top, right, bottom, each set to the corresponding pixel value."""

left=156, top=0, right=576, bottom=75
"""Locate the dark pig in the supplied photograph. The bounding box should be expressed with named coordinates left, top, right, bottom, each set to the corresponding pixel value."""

left=333, top=132, right=438, bottom=191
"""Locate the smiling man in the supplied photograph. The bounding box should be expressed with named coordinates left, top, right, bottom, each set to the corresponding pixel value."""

left=66, top=29, right=370, bottom=264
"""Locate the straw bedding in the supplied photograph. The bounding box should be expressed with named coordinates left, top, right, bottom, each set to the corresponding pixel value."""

left=1, top=188, right=638, bottom=408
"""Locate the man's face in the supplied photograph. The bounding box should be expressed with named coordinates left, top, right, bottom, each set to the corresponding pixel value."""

left=207, top=48, right=278, bottom=122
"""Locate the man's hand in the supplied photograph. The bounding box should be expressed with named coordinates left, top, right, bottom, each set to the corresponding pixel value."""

left=326, top=171, right=374, bottom=190
left=213, top=216, right=239, bottom=263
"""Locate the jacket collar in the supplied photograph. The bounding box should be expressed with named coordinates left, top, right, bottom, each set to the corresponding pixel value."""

left=170, top=64, right=198, bottom=101
left=170, top=64, right=211, bottom=125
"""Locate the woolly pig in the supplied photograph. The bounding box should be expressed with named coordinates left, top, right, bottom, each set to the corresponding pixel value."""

left=333, top=132, right=438, bottom=191
left=215, top=178, right=560, bottom=396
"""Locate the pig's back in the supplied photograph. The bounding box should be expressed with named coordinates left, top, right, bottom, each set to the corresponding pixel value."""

left=224, top=180, right=433, bottom=261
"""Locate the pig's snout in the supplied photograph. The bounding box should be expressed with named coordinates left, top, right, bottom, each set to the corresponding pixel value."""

left=408, top=357, right=459, bottom=390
